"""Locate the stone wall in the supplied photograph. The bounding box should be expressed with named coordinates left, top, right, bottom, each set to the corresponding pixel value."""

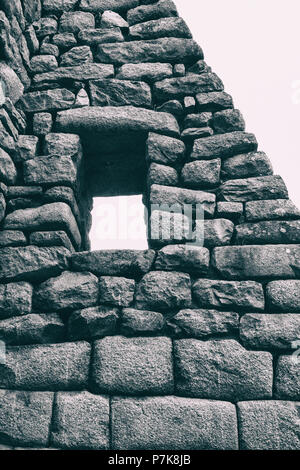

left=0, top=0, right=299, bottom=451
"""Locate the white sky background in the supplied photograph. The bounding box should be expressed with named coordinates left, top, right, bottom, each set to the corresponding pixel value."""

left=90, top=0, right=300, bottom=251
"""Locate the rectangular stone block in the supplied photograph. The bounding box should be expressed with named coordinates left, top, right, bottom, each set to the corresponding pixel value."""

left=235, top=220, right=300, bottom=244
left=191, top=132, right=257, bottom=160
left=146, top=132, right=185, bottom=165
left=219, top=175, right=288, bottom=202
left=33, top=64, right=114, bottom=85
left=80, top=0, right=139, bottom=12
left=19, top=88, right=75, bottom=113
left=221, top=151, right=273, bottom=179
left=112, top=396, right=238, bottom=450
left=120, top=308, right=165, bottom=336
left=127, top=0, right=177, bottom=25
left=245, top=199, right=300, bottom=222
left=266, top=280, right=300, bottom=312
left=169, top=309, right=239, bottom=338
left=90, top=79, right=152, bottom=107
left=275, top=356, right=300, bottom=400
left=129, top=17, right=191, bottom=40
left=23, top=155, right=77, bottom=186
left=116, top=63, right=173, bottom=82
left=154, top=245, right=210, bottom=275
left=0, top=281, right=32, bottom=320
left=99, top=276, right=135, bottom=307
left=153, top=73, right=223, bottom=101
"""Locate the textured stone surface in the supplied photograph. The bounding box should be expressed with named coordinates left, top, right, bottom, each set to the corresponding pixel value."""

left=99, top=276, right=135, bottom=307
left=0, top=341, right=91, bottom=390
left=34, top=271, right=99, bottom=312
left=33, top=112, right=52, bottom=135
left=174, top=339, right=273, bottom=400
left=19, top=88, right=75, bottom=113
left=30, top=54, right=58, bottom=73
left=200, top=218, right=234, bottom=248
left=92, top=336, right=173, bottom=395
left=149, top=210, right=192, bottom=246
left=193, top=279, right=264, bottom=311
left=213, top=109, right=245, bottom=133
left=0, top=62, right=24, bottom=104
left=101, top=10, right=129, bottom=29
left=78, top=27, right=124, bottom=44
left=237, top=401, right=300, bottom=450
left=275, top=356, right=300, bottom=400
left=16, top=135, right=38, bottom=162
left=60, top=46, right=93, bottom=66
left=245, top=199, right=300, bottom=222
left=182, top=159, right=221, bottom=188
left=0, top=230, right=27, bottom=247
left=52, top=32, right=77, bottom=48
left=212, top=245, right=300, bottom=280
left=29, top=231, right=74, bottom=252
left=51, top=392, right=109, bottom=450
left=23, top=155, right=77, bottom=186
left=90, top=79, right=152, bottom=107
left=169, top=309, right=238, bottom=338
left=146, top=132, right=185, bottom=164
left=147, top=163, right=178, bottom=186
left=80, top=0, right=138, bottom=12
left=0, top=390, right=53, bottom=447
left=43, top=0, right=78, bottom=12
left=44, top=132, right=81, bottom=158
left=129, top=17, right=191, bottom=40
left=68, top=305, right=118, bottom=340
left=0, top=281, right=32, bottom=320
left=240, top=314, right=300, bottom=350
left=222, top=151, right=273, bottom=179
left=154, top=73, right=223, bottom=101
left=112, top=396, right=238, bottom=450
left=136, top=271, right=191, bottom=311
left=59, top=11, right=95, bottom=33
left=196, top=91, right=233, bottom=111
left=121, top=308, right=165, bottom=335
left=235, top=220, right=300, bottom=244
left=0, top=148, right=17, bottom=185
left=266, top=280, right=300, bottom=312
left=191, top=132, right=257, bottom=160
left=127, top=0, right=177, bottom=25
left=155, top=245, right=209, bottom=275
left=219, top=175, right=288, bottom=202
left=33, top=64, right=114, bottom=85
left=116, top=63, right=172, bottom=82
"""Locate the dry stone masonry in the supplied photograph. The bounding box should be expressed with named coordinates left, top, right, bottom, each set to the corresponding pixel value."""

left=0, top=0, right=299, bottom=451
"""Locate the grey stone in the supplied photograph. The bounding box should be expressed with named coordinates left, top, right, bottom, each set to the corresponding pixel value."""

left=44, top=132, right=82, bottom=158
left=33, top=113, right=52, bottom=135
left=19, top=88, right=75, bottom=113
left=212, top=245, right=300, bottom=280
left=30, top=55, right=58, bottom=73
left=219, top=175, right=288, bottom=202
left=90, top=79, right=152, bottom=107
left=112, top=396, right=238, bottom=450
left=146, top=132, right=185, bottom=165
left=0, top=282, right=32, bottom=320
left=222, top=151, right=273, bottom=179
left=29, top=231, right=74, bottom=252
left=191, top=131, right=257, bottom=160
left=147, top=163, right=178, bottom=186
left=129, top=17, right=191, bottom=40
left=92, top=336, right=173, bottom=394
left=237, top=401, right=300, bottom=450
left=0, top=193, right=5, bottom=223
left=196, top=91, right=233, bottom=111
left=80, top=0, right=138, bottom=12
left=51, top=392, right=109, bottom=450
left=127, top=0, right=177, bottom=25
left=275, top=356, right=300, bottom=400
left=0, top=122, right=15, bottom=155
left=174, top=339, right=273, bottom=401
left=78, top=27, right=124, bottom=44
left=0, top=313, right=64, bottom=346
left=34, top=271, right=98, bottom=312
left=195, top=218, right=234, bottom=248
left=181, top=127, right=213, bottom=141
left=183, top=112, right=212, bottom=128
left=245, top=199, right=300, bottom=222
left=33, top=18, right=57, bottom=37
left=0, top=62, right=24, bottom=104
left=60, top=46, right=93, bottom=67
left=15, top=135, right=38, bottom=162
left=39, top=43, right=60, bottom=57
left=96, top=38, right=203, bottom=65
left=170, top=309, right=238, bottom=338
left=23, top=155, right=77, bottom=186
left=173, top=63, right=185, bottom=76
left=154, top=73, right=222, bottom=102
left=116, top=63, right=172, bottom=82
left=156, top=99, right=184, bottom=118
left=0, top=390, right=53, bottom=447
left=0, top=230, right=27, bottom=247
left=155, top=245, right=209, bottom=275
left=0, top=341, right=91, bottom=390
left=213, top=109, right=245, bottom=133
left=7, top=197, right=41, bottom=213
left=7, top=186, right=43, bottom=198
left=101, top=10, right=129, bottom=29
left=43, top=0, right=77, bottom=12
left=149, top=210, right=192, bottom=247
left=136, top=271, right=191, bottom=311
left=33, top=64, right=114, bottom=87
left=99, top=276, right=135, bottom=307
left=181, top=159, right=221, bottom=188
left=193, top=279, right=265, bottom=311
left=235, top=220, right=300, bottom=244
left=240, top=314, right=300, bottom=350
left=0, top=148, right=17, bottom=185
left=0, top=246, right=69, bottom=282
left=59, top=11, right=95, bottom=34
left=52, top=32, right=77, bottom=48
left=121, top=308, right=165, bottom=335
left=266, top=280, right=300, bottom=312
left=68, top=305, right=118, bottom=340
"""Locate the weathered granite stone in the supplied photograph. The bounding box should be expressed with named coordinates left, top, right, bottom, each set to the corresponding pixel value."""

left=23, top=155, right=77, bottom=186
left=0, top=281, right=32, bottom=320
left=33, top=64, right=112, bottom=86
left=15, top=135, right=38, bottom=162
left=154, top=73, right=223, bottom=101
left=196, top=91, right=233, bottom=111
left=127, top=0, right=177, bottom=25
left=3, top=98, right=26, bottom=133
left=7, top=186, right=43, bottom=198
left=181, top=159, right=221, bottom=188
left=181, top=127, right=214, bottom=141
left=51, top=392, right=110, bottom=450
left=43, top=0, right=78, bottom=12
left=173, top=63, right=185, bottom=76
left=19, top=89, right=75, bottom=113
left=0, top=341, right=91, bottom=390
left=0, top=390, right=53, bottom=447
left=112, top=396, right=238, bottom=450
left=0, top=61, right=24, bottom=104
left=0, top=230, right=27, bottom=247
left=183, top=96, right=196, bottom=113
left=39, top=43, right=60, bottom=57
left=155, top=245, right=209, bottom=275
left=34, top=271, right=98, bottom=312
left=80, top=0, right=139, bottom=12
left=147, top=163, right=178, bottom=186
left=212, top=245, right=300, bottom=280
left=129, top=17, right=191, bottom=40
left=30, top=55, right=58, bottom=73
left=92, top=336, right=173, bottom=394
left=96, top=38, right=203, bottom=65
left=213, top=109, right=245, bottom=133
left=183, top=112, right=212, bottom=128
left=71, top=249, right=155, bottom=277
left=266, top=280, right=300, bottom=312
left=60, top=46, right=93, bottom=67
left=99, top=276, right=135, bottom=307
left=188, top=59, right=211, bottom=74
left=101, top=10, right=129, bottom=29
left=169, top=309, right=238, bottom=338
left=245, top=199, right=300, bottom=222
left=44, top=132, right=81, bottom=159
left=0, top=148, right=17, bottom=185
left=146, top=132, right=185, bottom=164
left=193, top=279, right=265, bottom=311
left=43, top=187, right=80, bottom=223
left=0, top=313, right=64, bottom=346
left=75, top=87, right=90, bottom=107
left=191, top=132, right=257, bottom=160
left=174, top=339, right=273, bottom=400
left=33, top=113, right=52, bottom=135
left=33, top=18, right=57, bottom=37
left=136, top=271, right=191, bottom=311
left=4, top=203, right=81, bottom=248
left=149, top=210, right=192, bottom=246
left=59, top=12, right=95, bottom=34
left=0, top=246, right=69, bottom=282
left=156, top=99, right=184, bottom=117
left=0, top=193, right=5, bottom=223
left=240, top=314, right=300, bottom=350
left=68, top=305, right=118, bottom=340
left=222, top=151, right=273, bottom=179
left=235, top=220, right=300, bottom=244
left=121, top=308, right=165, bottom=335
left=275, top=356, right=300, bottom=400
left=90, top=79, right=152, bottom=107
left=7, top=197, right=41, bottom=213
left=116, top=63, right=172, bottom=82
left=219, top=176, right=288, bottom=202
left=29, top=231, right=74, bottom=252
left=78, top=27, right=124, bottom=44
left=237, top=401, right=300, bottom=450
left=0, top=122, right=15, bottom=155
left=52, top=32, right=77, bottom=48
left=195, top=218, right=234, bottom=248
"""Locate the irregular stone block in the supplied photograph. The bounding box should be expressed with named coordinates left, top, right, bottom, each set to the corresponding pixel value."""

left=169, top=309, right=238, bottom=338
left=155, top=245, right=209, bottom=275
left=68, top=305, right=118, bottom=340
left=147, top=163, right=178, bottom=186
left=213, top=109, right=245, bottom=133
left=30, top=55, right=58, bottom=73
left=275, top=356, right=300, bottom=400
left=129, top=17, right=191, bottom=40
left=19, top=88, right=75, bottom=113
left=34, top=271, right=99, bottom=312
left=116, top=63, right=172, bottom=82
left=127, top=0, right=177, bottom=25
left=266, top=280, right=300, bottom=312
left=0, top=390, right=53, bottom=447
left=216, top=201, right=243, bottom=220
left=51, top=392, right=109, bottom=450
left=245, top=199, right=300, bottom=222
left=40, top=43, right=60, bottom=56
left=149, top=210, right=192, bottom=246
left=33, top=17, right=57, bottom=37
left=29, top=231, right=74, bottom=252
left=174, top=339, right=273, bottom=400
left=92, top=336, right=173, bottom=394
left=157, top=99, right=184, bottom=117
left=181, top=127, right=213, bottom=141
left=240, top=314, right=300, bottom=350
left=52, top=32, right=77, bottom=48
left=60, top=46, right=93, bottom=66
left=193, top=279, right=265, bottom=311
left=43, top=0, right=78, bottom=12
left=44, top=132, right=81, bottom=159
left=196, top=91, right=233, bottom=111
left=222, top=151, right=273, bottom=179
left=219, top=175, right=288, bottom=202
left=97, top=38, right=203, bottom=65
left=235, top=220, right=300, bottom=244
left=146, top=132, right=185, bottom=165
left=154, top=73, right=223, bottom=102
left=0, top=230, right=27, bottom=247
left=197, top=218, right=234, bottom=248
left=0, top=246, right=69, bottom=282
left=0, top=313, right=64, bottom=345
left=191, top=132, right=257, bottom=160
left=182, top=159, right=221, bottom=189
left=90, top=79, right=152, bottom=107
left=80, top=0, right=138, bottom=12
left=101, top=10, right=129, bottom=29
left=136, top=271, right=191, bottom=311
left=0, top=193, right=5, bottom=223
left=71, top=249, right=155, bottom=277
left=0, top=61, right=24, bottom=104
left=7, top=186, right=43, bottom=198
left=33, top=112, right=52, bottom=135
left=0, top=341, right=91, bottom=390
left=183, top=112, right=212, bottom=128
left=59, top=11, right=95, bottom=33
left=237, top=401, right=300, bottom=450
left=112, top=396, right=238, bottom=450
left=121, top=308, right=165, bottom=335
left=15, top=135, right=38, bottom=162
left=212, top=245, right=300, bottom=280
left=0, top=281, right=32, bottom=320
left=78, top=27, right=124, bottom=44
left=23, top=155, right=77, bottom=186
left=99, top=276, right=135, bottom=307
left=0, top=148, right=17, bottom=185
